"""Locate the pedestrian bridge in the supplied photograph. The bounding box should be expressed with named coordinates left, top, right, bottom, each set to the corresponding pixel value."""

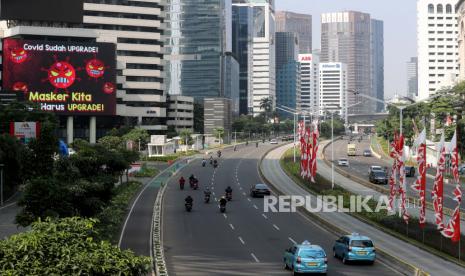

left=348, top=113, right=388, bottom=124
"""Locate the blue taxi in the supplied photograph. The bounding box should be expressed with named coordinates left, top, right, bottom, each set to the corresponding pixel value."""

left=333, top=233, right=376, bottom=264
left=283, top=240, right=327, bottom=275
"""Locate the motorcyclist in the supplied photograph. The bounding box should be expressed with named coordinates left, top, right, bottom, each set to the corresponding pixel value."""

left=213, top=159, right=218, bottom=168
left=225, top=186, right=233, bottom=195
left=209, top=155, right=213, bottom=164
left=246, top=141, right=249, bottom=146
left=204, top=188, right=212, bottom=197
left=219, top=196, right=227, bottom=207
left=202, top=158, right=207, bottom=167
left=217, top=150, right=222, bottom=157
left=256, top=142, right=259, bottom=147
left=185, top=195, right=193, bottom=205
left=179, top=176, right=186, bottom=188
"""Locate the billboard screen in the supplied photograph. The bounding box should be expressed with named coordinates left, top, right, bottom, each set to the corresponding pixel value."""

left=0, top=0, right=83, bottom=23
left=2, top=39, right=117, bottom=116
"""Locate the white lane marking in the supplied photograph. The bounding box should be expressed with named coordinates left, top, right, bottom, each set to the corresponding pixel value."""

left=223, top=214, right=227, bottom=219
left=262, top=214, right=268, bottom=219
left=239, top=187, right=243, bottom=190
left=253, top=205, right=258, bottom=209
left=288, top=237, right=297, bottom=244
left=229, top=224, right=235, bottom=230
left=273, top=224, right=280, bottom=231
left=251, top=253, right=260, bottom=263
left=247, top=198, right=251, bottom=202
left=238, top=236, right=245, bottom=244
left=243, top=192, right=247, bottom=196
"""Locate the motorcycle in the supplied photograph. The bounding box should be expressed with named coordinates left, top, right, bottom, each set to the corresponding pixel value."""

left=217, top=151, right=222, bottom=158
left=185, top=202, right=193, bottom=212
left=180, top=182, right=185, bottom=190
left=226, top=192, right=232, bottom=201
left=202, top=160, right=206, bottom=167
left=192, top=181, right=199, bottom=190
left=204, top=194, right=211, bottom=203
left=189, top=178, right=195, bottom=188
left=220, top=204, right=226, bottom=213
left=213, top=161, right=218, bottom=168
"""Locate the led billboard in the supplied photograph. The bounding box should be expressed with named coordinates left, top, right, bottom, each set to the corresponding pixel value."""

left=0, top=0, right=83, bottom=23
left=2, top=39, right=117, bottom=116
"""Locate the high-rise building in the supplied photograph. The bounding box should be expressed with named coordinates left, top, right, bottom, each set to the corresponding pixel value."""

left=0, top=0, right=166, bottom=141
left=407, top=57, right=419, bottom=98
left=458, top=0, right=465, bottom=80
left=319, top=63, right=348, bottom=117
left=165, top=0, right=235, bottom=100
left=321, top=11, right=372, bottom=114
left=231, top=0, right=275, bottom=116
left=275, top=32, right=300, bottom=117
left=232, top=2, right=254, bottom=115
left=299, top=53, right=320, bottom=116
left=276, top=11, right=312, bottom=54
left=417, top=0, right=459, bottom=100
left=371, top=19, right=384, bottom=112
left=203, top=97, right=232, bottom=139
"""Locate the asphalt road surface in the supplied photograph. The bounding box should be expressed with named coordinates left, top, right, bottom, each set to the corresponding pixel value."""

left=325, top=136, right=463, bottom=211
left=163, top=143, right=399, bottom=276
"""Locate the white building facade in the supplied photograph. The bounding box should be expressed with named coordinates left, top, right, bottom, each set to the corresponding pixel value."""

left=417, top=0, right=459, bottom=100
left=298, top=53, right=319, bottom=116
left=319, top=62, right=347, bottom=117
left=250, top=0, right=276, bottom=115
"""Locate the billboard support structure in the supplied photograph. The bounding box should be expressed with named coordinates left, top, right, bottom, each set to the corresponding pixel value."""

left=90, top=116, right=96, bottom=144
left=67, top=116, right=74, bottom=144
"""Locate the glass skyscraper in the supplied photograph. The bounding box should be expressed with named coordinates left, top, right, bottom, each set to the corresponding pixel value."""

left=165, top=0, right=233, bottom=100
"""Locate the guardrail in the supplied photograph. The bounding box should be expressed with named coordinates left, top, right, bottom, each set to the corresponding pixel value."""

left=258, top=144, right=430, bottom=276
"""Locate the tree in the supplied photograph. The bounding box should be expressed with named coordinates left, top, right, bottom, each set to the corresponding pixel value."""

left=194, top=102, right=204, bottom=134
left=320, top=119, right=345, bottom=139
left=213, top=127, right=225, bottom=143
left=179, top=129, right=193, bottom=146
left=0, top=135, right=26, bottom=197
left=0, top=217, right=151, bottom=275
left=259, top=97, right=273, bottom=122
left=122, top=128, right=150, bottom=145
left=98, top=135, right=124, bottom=151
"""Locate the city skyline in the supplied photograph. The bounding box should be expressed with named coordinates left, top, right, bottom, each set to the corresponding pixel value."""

left=276, top=0, right=417, bottom=99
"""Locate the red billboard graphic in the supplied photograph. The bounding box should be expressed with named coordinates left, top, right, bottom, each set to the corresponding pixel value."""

left=2, top=39, right=116, bottom=116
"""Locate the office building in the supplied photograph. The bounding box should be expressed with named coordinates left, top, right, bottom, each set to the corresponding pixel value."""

left=321, top=11, right=373, bottom=114
left=203, top=97, right=232, bottom=139
left=407, top=57, right=419, bottom=98
left=275, top=32, right=300, bottom=117
left=417, top=0, right=459, bottom=100
left=167, top=96, right=194, bottom=132
left=456, top=0, right=465, bottom=80
left=371, top=19, right=384, bottom=112
left=232, top=3, right=253, bottom=115
left=164, top=0, right=235, bottom=100
left=1, top=0, right=166, bottom=141
left=223, top=53, right=240, bottom=117
left=299, top=53, right=319, bottom=116
left=319, top=63, right=348, bottom=117
left=276, top=11, right=312, bottom=54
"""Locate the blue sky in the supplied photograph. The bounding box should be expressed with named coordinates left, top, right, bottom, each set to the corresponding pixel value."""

left=276, top=0, right=417, bottom=98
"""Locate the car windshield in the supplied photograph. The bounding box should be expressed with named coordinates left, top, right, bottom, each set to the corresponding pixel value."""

left=373, top=171, right=386, bottom=177
left=371, top=166, right=383, bottom=171
left=351, top=240, right=374, bottom=248
left=364, top=150, right=370, bottom=153
left=255, top=184, right=268, bottom=189
left=299, top=249, right=325, bottom=258
left=339, top=159, right=347, bottom=162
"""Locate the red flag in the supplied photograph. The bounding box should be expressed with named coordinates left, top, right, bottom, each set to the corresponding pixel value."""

left=432, top=133, right=446, bottom=230
left=411, top=129, right=427, bottom=228
left=397, top=135, right=409, bottom=224
left=305, top=127, right=312, bottom=179
left=388, top=135, right=398, bottom=212
left=310, top=126, right=319, bottom=183
left=441, top=130, right=461, bottom=242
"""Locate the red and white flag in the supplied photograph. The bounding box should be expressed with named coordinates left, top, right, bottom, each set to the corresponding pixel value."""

left=441, top=130, right=461, bottom=242
left=388, top=135, right=398, bottom=213
left=397, top=135, right=409, bottom=224
left=411, top=128, right=427, bottom=228
left=432, top=133, right=446, bottom=230
left=310, top=126, right=319, bottom=183
left=299, top=122, right=307, bottom=178
left=305, top=127, right=312, bottom=179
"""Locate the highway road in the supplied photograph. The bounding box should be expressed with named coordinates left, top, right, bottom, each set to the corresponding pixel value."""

left=163, top=143, right=399, bottom=275
left=325, top=136, right=463, bottom=211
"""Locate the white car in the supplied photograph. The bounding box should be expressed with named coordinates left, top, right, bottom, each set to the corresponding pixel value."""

left=368, top=165, right=385, bottom=174
left=270, top=139, right=278, bottom=144
left=338, top=158, right=349, bottom=166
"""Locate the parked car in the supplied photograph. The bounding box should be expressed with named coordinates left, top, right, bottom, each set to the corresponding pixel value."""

left=333, top=233, right=376, bottom=264
left=405, top=166, right=416, bottom=177
left=250, top=183, right=271, bottom=197
left=369, top=170, right=388, bottom=185
left=338, top=158, right=349, bottom=166
left=284, top=240, right=328, bottom=274
left=363, top=149, right=372, bottom=157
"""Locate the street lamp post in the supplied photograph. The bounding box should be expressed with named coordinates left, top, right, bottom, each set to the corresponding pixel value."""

left=331, top=112, right=334, bottom=189
left=276, top=106, right=298, bottom=163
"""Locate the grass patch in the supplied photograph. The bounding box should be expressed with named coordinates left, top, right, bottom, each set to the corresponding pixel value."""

left=280, top=148, right=465, bottom=265
left=133, top=163, right=159, bottom=178
left=94, top=181, right=143, bottom=244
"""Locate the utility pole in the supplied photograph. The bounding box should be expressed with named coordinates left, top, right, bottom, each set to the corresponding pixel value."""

left=0, top=164, right=4, bottom=206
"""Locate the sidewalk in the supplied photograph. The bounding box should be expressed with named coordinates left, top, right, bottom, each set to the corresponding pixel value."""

left=0, top=193, right=27, bottom=239
left=261, top=143, right=465, bottom=276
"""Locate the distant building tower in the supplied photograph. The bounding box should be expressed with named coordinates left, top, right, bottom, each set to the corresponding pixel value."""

left=276, top=11, right=312, bottom=54
left=299, top=53, right=320, bottom=116
left=321, top=11, right=373, bottom=114
left=417, top=0, right=459, bottom=100
left=275, top=32, right=300, bottom=118
left=319, top=63, right=348, bottom=117
left=371, top=19, right=384, bottom=112
left=407, top=57, right=419, bottom=99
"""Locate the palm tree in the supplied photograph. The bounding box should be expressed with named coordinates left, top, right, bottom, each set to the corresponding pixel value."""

left=213, top=127, right=225, bottom=144
left=259, top=97, right=273, bottom=122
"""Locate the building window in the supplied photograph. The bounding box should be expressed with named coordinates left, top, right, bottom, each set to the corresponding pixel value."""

left=428, top=4, right=434, bottom=13
left=446, top=4, right=452, bottom=14
left=437, top=4, right=443, bottom=14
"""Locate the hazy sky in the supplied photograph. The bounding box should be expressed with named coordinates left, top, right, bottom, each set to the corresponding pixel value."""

left=276, top=0, right=417, bottom=99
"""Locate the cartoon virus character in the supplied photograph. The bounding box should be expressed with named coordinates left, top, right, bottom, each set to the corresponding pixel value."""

left=85, top=58, right=107, bottom=79
left=42, top=56, right=80, bottom=92
left=12, top=81, right=28, bottom=93
left=103, top=82, right=115, bottom=94
left=9, top=47, right=28, bottom=64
